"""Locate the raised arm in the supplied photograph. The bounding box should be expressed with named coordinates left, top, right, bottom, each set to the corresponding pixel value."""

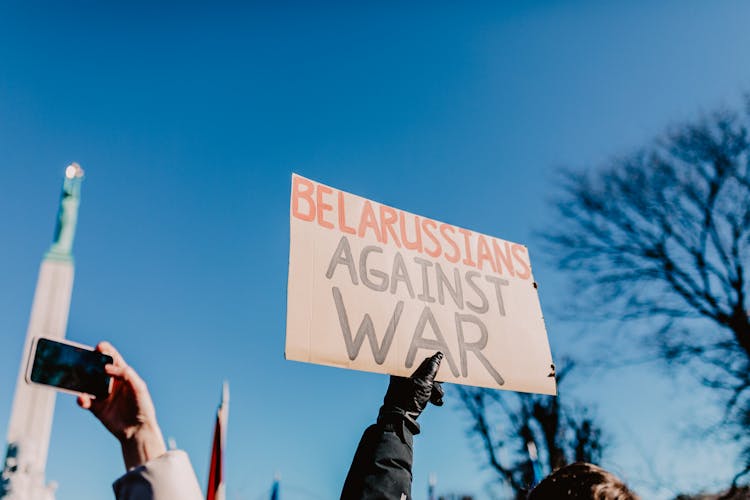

left=341, top=353, right=444, bottom=500
left=78, top=342, right=202, bottom=500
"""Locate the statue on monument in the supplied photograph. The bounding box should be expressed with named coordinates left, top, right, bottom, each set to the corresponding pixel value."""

left=47, top=163, right=85, bottom=259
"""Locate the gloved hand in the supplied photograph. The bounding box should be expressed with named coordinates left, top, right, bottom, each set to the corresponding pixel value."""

left=378, top=352, right=445, bottom=435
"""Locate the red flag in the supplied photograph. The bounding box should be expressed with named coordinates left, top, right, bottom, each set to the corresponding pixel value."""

left=206, top=382, right=229, bottom=500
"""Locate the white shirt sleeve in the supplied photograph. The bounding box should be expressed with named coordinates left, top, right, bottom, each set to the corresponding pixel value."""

left=113, top=450, right=203, bottom=500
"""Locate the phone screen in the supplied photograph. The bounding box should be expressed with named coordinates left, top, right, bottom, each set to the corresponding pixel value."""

left=29, top=338, right=113, bottom=398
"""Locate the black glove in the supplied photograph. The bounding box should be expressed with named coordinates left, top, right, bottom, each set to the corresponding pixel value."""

left=378, top=352, right=445, bottom=436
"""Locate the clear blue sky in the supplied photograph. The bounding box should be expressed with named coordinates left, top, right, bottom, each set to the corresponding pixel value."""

left=1, top=2, right=749, bottom=499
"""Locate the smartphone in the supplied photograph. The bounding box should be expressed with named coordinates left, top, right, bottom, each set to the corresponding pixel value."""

left=25, top=337, right=113, bottom=398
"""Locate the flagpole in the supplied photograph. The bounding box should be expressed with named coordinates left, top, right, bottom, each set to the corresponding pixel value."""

left=270, top=472, right=280, bottom=500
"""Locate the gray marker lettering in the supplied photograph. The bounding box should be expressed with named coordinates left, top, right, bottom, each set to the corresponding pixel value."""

left=406, top=306, right=459, bottom=376
left=359, top=246, right=388, bottom=292
left=332, top=287, right=403, bottom=364
left=413, top=257, right=436, bottom=303
left=435, top=263, right=463, bottom=309
left=326, top=236, right=358, bottom=285
left=390, top=252, right=415, bottom=298
left=465, top=271, right=488, bottom=314
left=455, top=313, right=504, bottom=385
left=485, top=275, right=509, bottom=317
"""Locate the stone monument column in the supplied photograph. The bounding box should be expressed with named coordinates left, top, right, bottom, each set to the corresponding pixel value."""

left=0, top=163, right=85, bottom=500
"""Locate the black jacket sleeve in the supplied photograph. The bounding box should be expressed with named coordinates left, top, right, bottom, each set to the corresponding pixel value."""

left=340, top=420, right=414, bottom=500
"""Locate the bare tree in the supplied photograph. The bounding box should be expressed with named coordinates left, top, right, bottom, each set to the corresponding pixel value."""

left=545, top=99, right=750, bottom=478
left=456, top=364, right=604, bottom=499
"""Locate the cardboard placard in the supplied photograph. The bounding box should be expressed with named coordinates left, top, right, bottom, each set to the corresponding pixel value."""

left=286, top=174, right=556, bottom=395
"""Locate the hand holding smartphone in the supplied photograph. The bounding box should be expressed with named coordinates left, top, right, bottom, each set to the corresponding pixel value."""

left=26, top=337, right=113, bottom=398
left=73, top=341, right=169, bottom=470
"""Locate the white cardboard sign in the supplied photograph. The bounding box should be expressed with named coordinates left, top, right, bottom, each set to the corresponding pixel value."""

left=286, top=174, right=556, bottom=395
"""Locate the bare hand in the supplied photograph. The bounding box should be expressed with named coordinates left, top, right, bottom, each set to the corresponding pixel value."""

left=77, top=341, right=166, bottom=470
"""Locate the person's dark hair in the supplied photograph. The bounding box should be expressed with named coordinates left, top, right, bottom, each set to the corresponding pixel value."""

left=527, top=462, right=638, bottom=500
